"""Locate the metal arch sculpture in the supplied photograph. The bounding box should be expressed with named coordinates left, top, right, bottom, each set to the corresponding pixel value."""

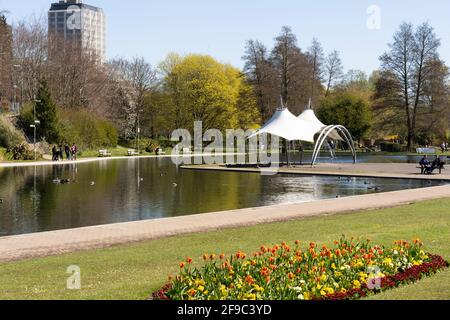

left=311, top=125, right=357, bottom=167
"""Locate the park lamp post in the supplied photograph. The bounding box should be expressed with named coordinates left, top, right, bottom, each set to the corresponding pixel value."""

left=30, top=120, right=40, bottom=161
left=137, top=127, right=141, bottom=156
left=13, top=84, right=18, bottom=113
left=13, top=65, right=22, bottom=112
left=136, top=108, right=144, bottom=156
left=31, top=99, right=41, bottom=161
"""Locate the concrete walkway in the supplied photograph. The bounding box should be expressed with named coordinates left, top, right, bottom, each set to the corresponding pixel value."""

left=0, top=153, right=240, bottom=169
left=1, top=184, right=449, bottom=262
left=0, top=155, right=175, bottom=168
left=182, top=163, right=450, bottom=181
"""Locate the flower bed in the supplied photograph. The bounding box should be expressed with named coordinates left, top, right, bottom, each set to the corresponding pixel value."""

left=152, top=237, right=449, bottom=300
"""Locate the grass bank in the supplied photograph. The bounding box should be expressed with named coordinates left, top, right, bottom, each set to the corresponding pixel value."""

left=0, top=198, right=449, bottom=300
left=0, top=147, right=6, bottom=161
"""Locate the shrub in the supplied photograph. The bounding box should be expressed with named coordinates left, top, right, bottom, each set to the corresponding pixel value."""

left=126, top=138, right=159, bottom=153
left=0, top=116, right=26, bottom=149
left=7, top=143, right=37, bottom=160
left=379, top=142, right=405, bottom=152
left=318, top=92, right=372, bottom=140
left=58, top=109, right=118, bottom=149
left=157, top=137, right=177, bottom=149
left=16, top=105, right=35, bottom=138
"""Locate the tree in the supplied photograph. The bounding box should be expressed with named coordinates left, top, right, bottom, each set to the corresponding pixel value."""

left=12, top=16, right=47, bottom=103
left=270, top=26, right=302, bottom=107
left=34, top=79, right=59, bottom=143
left=165, top=54, right=260, bottom=132
left=0, top=12, right=13, bottom=108
left=157, top=52, right=182, bottom=78
left=324, top=50, right=344, bottom=96
left=418, top=59, right=450, bottom=140
left=47, top=36, right=110, bottom=110
left=318, top=92, right=372, bottom=141
left=306, top=38, right=324, bottom=103
left=242, top=40, right=277, bottom=122
left=109, top=57, right=157, bottom=139
left=377, top=22, right=442, bottom=150
left=236, top=81, right=262, bottom=130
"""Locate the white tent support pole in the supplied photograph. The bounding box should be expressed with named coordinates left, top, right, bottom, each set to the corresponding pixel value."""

left=285, top=139, right=290, bottom=167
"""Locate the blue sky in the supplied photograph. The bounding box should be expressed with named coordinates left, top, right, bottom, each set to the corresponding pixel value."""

left=1, top=0, right=450, bottom=74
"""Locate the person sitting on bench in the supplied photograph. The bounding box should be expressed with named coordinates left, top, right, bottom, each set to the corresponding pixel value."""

left=431, top=156, right=445, bottom=174
left=419, top=156, right=430, bottom=174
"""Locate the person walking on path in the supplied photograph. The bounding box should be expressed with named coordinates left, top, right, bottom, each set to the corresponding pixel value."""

left=65, top=144, right=71, bottom=161
left=52, top=145, right=57, bottom=161
left=71, top=144, right=78, bottom=161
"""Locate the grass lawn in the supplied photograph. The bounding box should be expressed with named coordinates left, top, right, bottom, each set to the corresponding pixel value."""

left=0, top=145, right=170, bottom=163
left=0, top=198, right=449, bottom=300
left=77, top=145, right=141, bottom=158
left=0, top=147, right=6, bottom=161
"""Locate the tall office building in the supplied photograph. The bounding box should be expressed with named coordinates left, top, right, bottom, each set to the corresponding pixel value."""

left=48, top=0, right=106, bottom=63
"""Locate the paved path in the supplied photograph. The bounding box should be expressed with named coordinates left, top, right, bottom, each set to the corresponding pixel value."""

left=0, top=155, right=175, bottom=168
left=0, top=153, right=241, bottom=169
left=1, top=184, right=449, bottom=262
left=182, top=163, right=450, bottom=181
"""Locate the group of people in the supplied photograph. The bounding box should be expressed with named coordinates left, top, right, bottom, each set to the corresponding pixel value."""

left=419, top=155, right=446, bottom=174
left=441, top=142, right=449, bottom=153
left=52, top=144, right=78, bottom=162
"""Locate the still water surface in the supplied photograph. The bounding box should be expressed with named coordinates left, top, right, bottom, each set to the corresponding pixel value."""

left=0, top=157, right=445, bottom=236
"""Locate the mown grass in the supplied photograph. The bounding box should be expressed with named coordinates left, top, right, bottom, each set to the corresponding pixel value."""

left=0, top=147, right=6, bottom=161
left=0, top=198, right=449, bottom=300
left=77, top=145, right=141, bottom=158
left=0, top=145, right=171, bottom=163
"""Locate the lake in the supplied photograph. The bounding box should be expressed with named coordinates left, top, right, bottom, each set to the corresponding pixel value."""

left=0, top=157, right=445, bottom=236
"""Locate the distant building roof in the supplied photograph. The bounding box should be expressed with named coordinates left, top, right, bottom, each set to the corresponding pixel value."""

left=49, top=1, right=103, bottom=13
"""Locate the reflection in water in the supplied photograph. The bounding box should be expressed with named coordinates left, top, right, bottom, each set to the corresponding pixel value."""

left=0, top=157, right=445, bottom=236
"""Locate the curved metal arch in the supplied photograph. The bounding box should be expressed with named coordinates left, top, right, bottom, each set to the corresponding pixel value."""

left=311, top=125, right=338, bottom=163
left=311, top=125, right=356, bottom=166
left=312, top=125, right=356, bottom=166
left=311, top=125, right=357, bottom=167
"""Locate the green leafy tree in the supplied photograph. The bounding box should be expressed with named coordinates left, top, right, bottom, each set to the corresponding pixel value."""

left=236, top=82, right=261, bottom=130
left=165, top=54, right=260, bottom=132
left=317, top=92, right=372, bottom=141
left=35, top=80, right=60, bottom=143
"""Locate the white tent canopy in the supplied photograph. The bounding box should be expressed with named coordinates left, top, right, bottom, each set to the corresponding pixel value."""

left=249, top=108, right=316, bottom=143
left=250, top=104, right=357, bottom=166
left=297, top=109, right=326, bottom=134
left=298, top=109, right=343, bottom=141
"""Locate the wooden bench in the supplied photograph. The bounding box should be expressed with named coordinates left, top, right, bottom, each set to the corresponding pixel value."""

left=417, top=163, right=446, bottom=175
left=98, top=149, right=112, bottom=157
left=157, top=149, right=166, bottom=155
left=127, top=149, right=139, bottom=156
